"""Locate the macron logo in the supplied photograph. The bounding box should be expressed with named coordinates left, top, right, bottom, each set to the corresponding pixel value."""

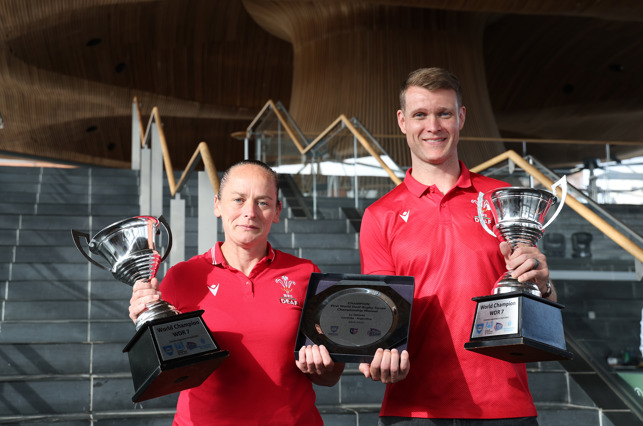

left=208, top=283, right=220, bottom=296
left=399, top=210, right=410, bottom=223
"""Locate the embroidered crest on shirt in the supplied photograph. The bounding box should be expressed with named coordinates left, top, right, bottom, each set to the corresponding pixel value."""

left=207, top=283, right=220, bottom=296
left=472, top=198, right=493, bottom=226
left=399, top=210, right=410, bottom=222
left=277, top=275, right=298, bottom=306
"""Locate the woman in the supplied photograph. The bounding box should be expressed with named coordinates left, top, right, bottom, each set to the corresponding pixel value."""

left=129, top=160, right=344, bottom=425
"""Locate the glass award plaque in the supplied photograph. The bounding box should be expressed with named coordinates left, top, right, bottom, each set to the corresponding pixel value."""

left=295, top=273, right=414, bottom=363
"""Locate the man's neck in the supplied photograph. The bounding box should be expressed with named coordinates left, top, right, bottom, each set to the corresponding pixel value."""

left=411, top=159, right=461, bottom=195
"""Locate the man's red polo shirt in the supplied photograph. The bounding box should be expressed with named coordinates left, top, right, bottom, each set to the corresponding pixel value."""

left=360, top=164, right=537, bottom=419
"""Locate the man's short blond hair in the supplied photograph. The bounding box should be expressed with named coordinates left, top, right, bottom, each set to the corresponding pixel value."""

left=399, top=67, right=463, bottom=112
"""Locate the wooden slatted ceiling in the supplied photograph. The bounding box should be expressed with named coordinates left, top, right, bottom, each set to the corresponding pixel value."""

left=0, top=0, right=642, bottom=169
left=0, top=0, right=292, bottom=169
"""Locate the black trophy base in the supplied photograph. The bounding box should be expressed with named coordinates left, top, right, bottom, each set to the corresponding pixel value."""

left=464, top=292, right=573, bottom=363
left=123, top=310, right=229, bottom=403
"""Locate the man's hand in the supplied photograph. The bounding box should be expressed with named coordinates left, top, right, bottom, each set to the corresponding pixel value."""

left=358, top=348, right=410, bottom=384
left=500, top=242, right=557, bottom=302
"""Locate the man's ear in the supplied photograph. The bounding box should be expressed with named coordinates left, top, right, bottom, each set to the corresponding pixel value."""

left=458, top=106, right=466, bottom=130
left=397, top=109, right=407, bottom=134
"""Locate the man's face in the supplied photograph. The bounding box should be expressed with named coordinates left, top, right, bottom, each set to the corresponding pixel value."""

left=397, top=86, right=466, bottom=168
left=214, top=164, right=281, bottom=249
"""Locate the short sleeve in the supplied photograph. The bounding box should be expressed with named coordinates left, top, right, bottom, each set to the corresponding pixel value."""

left=359, top=207, right=396, bottom=275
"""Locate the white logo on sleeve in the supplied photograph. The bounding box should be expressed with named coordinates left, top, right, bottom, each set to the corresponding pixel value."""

left=207, top=283, right=220, bottom=296
left=399, top=210, right=410, bottom=222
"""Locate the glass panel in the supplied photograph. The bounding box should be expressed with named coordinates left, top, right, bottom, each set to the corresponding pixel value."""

left=573, top=157, right=643, bottom=205
left=247, top=104, right=406, bottom=213
left=471, top=157, right=642, bottom=268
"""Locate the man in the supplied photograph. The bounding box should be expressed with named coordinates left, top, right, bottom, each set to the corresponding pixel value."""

left=359, top=67, right=555, bottom=425
left=130, top=160, right=344, bottom=425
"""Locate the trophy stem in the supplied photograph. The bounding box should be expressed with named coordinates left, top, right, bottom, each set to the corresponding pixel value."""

left=492, top=271, right=540, bottom=297
left=135, top=300, right=182, bottom=330
left=113, top=250, right=161, bottom=286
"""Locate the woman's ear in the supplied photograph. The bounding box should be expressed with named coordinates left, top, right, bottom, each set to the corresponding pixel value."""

left=273, top=200, right=282, bottom=224
left=214, top=195, right=222, bottom=218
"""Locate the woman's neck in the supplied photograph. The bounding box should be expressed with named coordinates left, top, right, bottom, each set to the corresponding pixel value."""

left=220, top=241, right=268, bottom=276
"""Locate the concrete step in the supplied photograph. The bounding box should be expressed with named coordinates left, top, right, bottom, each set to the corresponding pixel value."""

left=0, top=165, right=638, bottom=425
left=0, top=374, right=178, bottom=419
left=0, top=320, right=131, bottom=344
left=1, top=214, right=89, bottom=231
left=0, top=166, right=179, bottom=422
left=284, top=218, right=352, bottom=234
left=8, top=229, right=79, bottom=246
left=268, top=232, right=358, bottom=249
left=299, top=247, right=360, bottom=266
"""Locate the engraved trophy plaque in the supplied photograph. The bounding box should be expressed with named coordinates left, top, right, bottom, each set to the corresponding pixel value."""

left=464, top=177, right=573, bottom=363
left=295, top=273, right=414, bottom=363
left=72, top=216, right=228, bottom=402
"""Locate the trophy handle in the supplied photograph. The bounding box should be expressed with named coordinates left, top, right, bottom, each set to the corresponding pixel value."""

left=157, top=215, right=173, bottom=263
left=477, top=192, right=496, bottom=237
left=543, top=175, right=567, bottom=229
left=70, top=229, right=110, bottom=270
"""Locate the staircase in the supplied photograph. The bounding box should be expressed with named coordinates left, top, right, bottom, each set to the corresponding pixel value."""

left=0, top=165, right=638, bottom=425
left=0, top=166, right=178, bottom=424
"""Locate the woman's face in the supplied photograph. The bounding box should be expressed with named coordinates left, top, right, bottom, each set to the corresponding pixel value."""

left=214, top=164, right=281, bottom=250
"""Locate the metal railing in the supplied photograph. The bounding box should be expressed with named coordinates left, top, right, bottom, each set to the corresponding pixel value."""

left=131, top=97, right=220, bottom=266
left=464, top=135, right=643, bottom=205
left=132, top=96, right=643, bottom=277
left=241, top=100, right=405, bottom=218
left=471, top=150, right=643, bottom=269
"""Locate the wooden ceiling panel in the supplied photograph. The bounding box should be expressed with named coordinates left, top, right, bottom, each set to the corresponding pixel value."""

left=485, top=14, right=643, bottom=111
left=0, top=0, right=293, bottom=167
left=5, top=0, right=292, bottom=107
left=483, top=12, right=643, bottom=162
left=0, top=0, right=642, bottom=169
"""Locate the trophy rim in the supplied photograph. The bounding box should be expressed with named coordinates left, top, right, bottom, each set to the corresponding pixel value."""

left=489, top=186, right=557, bottom=200
left=88, top=216, right=160, bottom=250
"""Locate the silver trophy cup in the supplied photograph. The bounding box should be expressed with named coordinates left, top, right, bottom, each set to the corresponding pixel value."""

left=71, top=215, right=229, bottom=402
left=71, top=215, right=180, bottom=329
left=477, top=176, right=567, bottom=296
left=465, top=176, right=572, bottom=363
